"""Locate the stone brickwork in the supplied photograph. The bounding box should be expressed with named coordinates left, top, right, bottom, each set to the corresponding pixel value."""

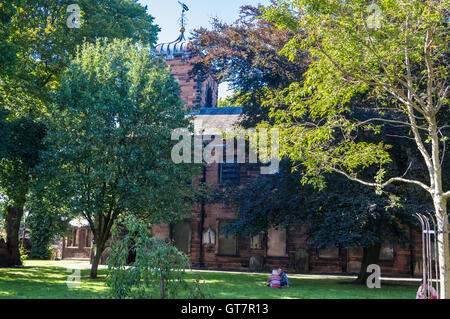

left=61, top=226, right=92, bottom=259
left=166, top=57, right=218, bottom=110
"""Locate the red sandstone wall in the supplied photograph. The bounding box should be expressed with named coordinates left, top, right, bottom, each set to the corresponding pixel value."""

left=166, top=57, right=218, bottom=110
left=61, top=227, right=92, bottom=259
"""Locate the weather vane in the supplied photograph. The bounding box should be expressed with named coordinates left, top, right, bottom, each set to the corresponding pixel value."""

left=178, top=1, right=189, bottom=33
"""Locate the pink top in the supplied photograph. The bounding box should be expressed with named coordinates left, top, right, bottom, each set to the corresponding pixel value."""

left=269, top=274, right=281, bottom=288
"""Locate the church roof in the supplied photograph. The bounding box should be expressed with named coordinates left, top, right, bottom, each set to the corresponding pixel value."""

left=195, top=107, right=243, bottom=115
left=190, top=107, right=243, bottom=135
left=155, top=31, right=192, bottom=59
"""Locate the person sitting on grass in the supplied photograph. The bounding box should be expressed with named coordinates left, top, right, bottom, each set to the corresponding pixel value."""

left=416, top=280, right=438, bottom=299
left=264, top=269, right=281, bottom=288
left=278, top=268, right=290, bottom=288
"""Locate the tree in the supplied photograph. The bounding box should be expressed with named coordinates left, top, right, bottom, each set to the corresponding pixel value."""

left=0, top=115, right=46, bottom=265
left=41, top=39, right=200, bottom=278
left=0, top=0, right=159, bottom=266
left=5, top=0, right=158, bottom=95
left=192, top=2, right=307, bottom=127
left=223, top=160, right=426, bottom=283
left=262, top=0, right=449, bottom=297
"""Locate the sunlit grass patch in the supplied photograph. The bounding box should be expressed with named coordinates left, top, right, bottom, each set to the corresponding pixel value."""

left=0, top=261, right=109, bottom=299
left=0, top=260, right=418, bottom=299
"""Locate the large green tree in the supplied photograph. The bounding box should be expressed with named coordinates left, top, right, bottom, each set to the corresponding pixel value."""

left=261, top=0, right=449, bottom=297
left=41, top=39, right=200, bottom=278
left=0, top=0, right=159, bottom=266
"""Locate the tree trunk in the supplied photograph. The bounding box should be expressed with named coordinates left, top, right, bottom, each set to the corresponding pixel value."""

left=90, top=239, right=106, bottom=279
left=434, top=196, right=449, bottom=299
left=4, top=205, right=24, bottom=266
left=354, top=243, right=381, bottom=285
left=88, top=211, right=117, bottom=279
left=429, top=113, right=449, bottom=298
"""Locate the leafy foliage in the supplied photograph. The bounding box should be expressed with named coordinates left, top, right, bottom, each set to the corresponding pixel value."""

left=259, top=0, right=448, bottom=190
left=1, top=0, right=160, bottom=202
left=2, top=0, right=159, bottom=100
left=0, top=115, right=46, bottom=207
left=0, top=0, right=159, bottom=265
left=260, top=1, right=449, bottom=292
left=19, top=246, right=28, bottom=264
left=27, top=199, right=69, bottom=260
left=0, top=114, right=46, bottom=264
left=0, top=0, right=18, bottom=76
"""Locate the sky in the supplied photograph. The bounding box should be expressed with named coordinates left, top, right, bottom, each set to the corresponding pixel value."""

left=138, top=0, right=272, bottom=99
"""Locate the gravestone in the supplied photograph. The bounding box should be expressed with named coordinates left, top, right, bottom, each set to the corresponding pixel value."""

left=295, top=249, right=309, bottom=273
left=249, top=254, right=264, bottom=272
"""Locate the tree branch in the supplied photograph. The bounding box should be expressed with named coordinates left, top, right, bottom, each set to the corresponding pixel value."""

left=404, top=27, right=434, bottom=171
left=358, top=117, right=427, bottom=131
left=330, top=168, right=431, bottom=194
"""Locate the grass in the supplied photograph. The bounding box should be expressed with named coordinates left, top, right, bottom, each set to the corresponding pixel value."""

left=0, top=260, right=419, bottom=299
left=0, top=260, right=109, bottom=299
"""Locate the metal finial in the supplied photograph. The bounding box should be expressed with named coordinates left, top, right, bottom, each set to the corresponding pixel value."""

left=178, top=1, right=189, bottom=32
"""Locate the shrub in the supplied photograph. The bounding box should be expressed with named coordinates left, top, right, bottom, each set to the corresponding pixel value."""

left=27, top=206, right=69, bottom=260
left=19, top=246, right=29, bottom=263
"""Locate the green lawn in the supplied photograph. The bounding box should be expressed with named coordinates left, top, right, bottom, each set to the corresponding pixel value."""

left=0, top=260, right=418, bottom=299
